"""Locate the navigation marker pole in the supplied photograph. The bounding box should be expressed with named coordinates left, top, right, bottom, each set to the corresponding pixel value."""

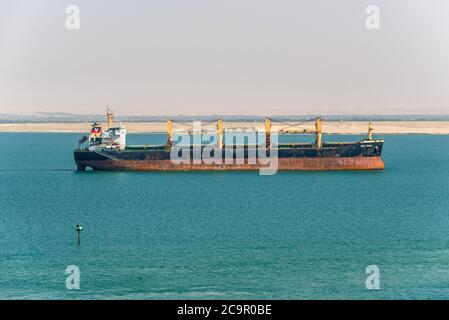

left=76, top=224, right=83, bottom=245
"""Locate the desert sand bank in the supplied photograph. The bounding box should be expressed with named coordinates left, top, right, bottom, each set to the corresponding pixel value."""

left=1, top=121, right=449, bottom=134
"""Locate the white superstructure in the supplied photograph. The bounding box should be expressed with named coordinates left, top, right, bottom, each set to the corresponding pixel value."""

left=86, top=110, right=126, bottom=151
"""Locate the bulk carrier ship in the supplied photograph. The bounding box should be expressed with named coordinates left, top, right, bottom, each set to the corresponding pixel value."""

left=74, top=111, right=384, bottom=171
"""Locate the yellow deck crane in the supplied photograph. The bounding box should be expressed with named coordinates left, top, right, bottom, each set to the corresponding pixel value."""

left=217, top=118, right=224, bottom=149
left=265, top=117, right=271, bottom=147
left=166, top=120, right=173, bottom=147
left=107, top=107, right=114, bottom=128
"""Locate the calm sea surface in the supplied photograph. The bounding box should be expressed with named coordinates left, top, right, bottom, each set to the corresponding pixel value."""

left=1, top=133, right=449, bottom=299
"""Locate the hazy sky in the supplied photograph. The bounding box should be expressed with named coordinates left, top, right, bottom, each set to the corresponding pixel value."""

left=0, top=0, right=448, bottom=115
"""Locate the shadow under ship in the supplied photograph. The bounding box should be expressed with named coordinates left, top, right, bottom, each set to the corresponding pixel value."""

left=74, top=112, right=384, bottom=171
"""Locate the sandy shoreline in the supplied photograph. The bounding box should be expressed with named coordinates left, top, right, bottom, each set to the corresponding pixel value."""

left=1, top=121, right=449, bottom=134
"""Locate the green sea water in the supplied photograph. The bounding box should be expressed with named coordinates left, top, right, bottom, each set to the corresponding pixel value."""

left=1, top=133, right=449, bottom=299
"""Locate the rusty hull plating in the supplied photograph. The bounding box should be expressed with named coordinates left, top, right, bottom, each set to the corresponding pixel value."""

left=75, top=156, right=385, bottom=171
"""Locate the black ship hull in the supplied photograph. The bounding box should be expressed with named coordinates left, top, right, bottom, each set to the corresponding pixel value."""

left=74, top=141, right=384, bottom=171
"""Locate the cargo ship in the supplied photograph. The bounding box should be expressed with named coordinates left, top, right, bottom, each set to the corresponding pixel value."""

left=74, top=111, right=384, bottom=172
